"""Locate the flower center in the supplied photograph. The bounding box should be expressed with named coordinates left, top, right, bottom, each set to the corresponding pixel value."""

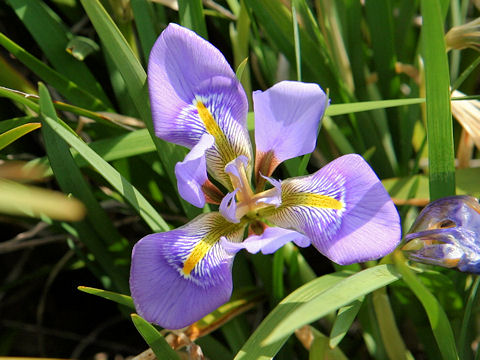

left=223, top=156, right=281, bottom=223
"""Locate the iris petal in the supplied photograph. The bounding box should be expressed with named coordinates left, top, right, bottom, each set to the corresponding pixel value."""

left=175, top=134, right=214, bottom=208
left=148, top=24, right=252, bottom=187
left=263, top=154, right=401, bottom=265
left=221, top=227, right=310, bottom=255
left=254, top=81, right=327, bottom=178
left=219, top=189, right=240, bottom=223
left=130, top=212, right=245, bottom=329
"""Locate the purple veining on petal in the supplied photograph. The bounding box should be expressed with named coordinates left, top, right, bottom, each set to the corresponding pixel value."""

left=175, top=133, right=214, bottom=208
left=148, top=24, right=252, bottom=187
left=265, top=154, right=401, bottom=265
left=219, top=189, right=240, bottom=223
left=130, top=212, right=245, bottom=329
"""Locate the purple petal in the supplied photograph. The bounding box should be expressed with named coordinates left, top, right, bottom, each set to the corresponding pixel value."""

left=254, top=81, right=327, bottom=177
left=219, top=189, right=240, bottom=223
left=130, top=212, right=245, bottom=329
left=256, top=175, right=282, bottom=207
left=175, top=134, right=214, bottom=208
left=148, top=24, right=252, bottom=187
left=221, top=227, right=310, bottom=255
left=265, top=154, right=401, bottom=265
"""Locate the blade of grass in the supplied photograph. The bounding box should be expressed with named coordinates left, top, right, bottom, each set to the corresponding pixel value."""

left=372, top=287, right=412, bottom=360
left=0, top=33, right=112, bottom=111
left=178, top=0, right=208, bottom=39
left=131, top=314, right=180, bottom=360
left=0, top=179, right=85, bottom=221
left=459, top=276, right=480, bottom=360
left=326, top=98, right=425, bottom=116
left=80, top=0, right=200, bottom=219
left=39, top=83, right=128, bottom=292
left=0, top=123, right=41, bottom=150
left=421, top=0, right=456, bottom=200
left=452, top=55, right=480, bottom=91
left=35, top=129, right=155, bottom=177
left=78, top=286, right=134, bottom=308
left=292, top=0, right=302, bottom=81
left=263, top=265, right=401, bottom=347
left=329, top=297, right=363, bottom=348
left=234, top=271, right=353, bottom=359
left=38, top=83, right=167, bottom=232
left=41, top=111, right=169, bottom=232
left=393, top=251, right=459, bottom=360
left=6, top=0, right=110, bottom=105
left=364, top=0, right=399, bottom=98
left=131, top=0, right=158, bottom=62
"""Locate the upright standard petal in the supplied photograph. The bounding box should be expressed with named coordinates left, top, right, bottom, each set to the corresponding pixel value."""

left=262, top=154, right=401, bottom=265
left=175, top=134, right=214, bottom=208
left=148, top=24, right=252, bottom=187
left=254, top=81, right=327, bottom=179
left=130, top=212, right=246, bottom=329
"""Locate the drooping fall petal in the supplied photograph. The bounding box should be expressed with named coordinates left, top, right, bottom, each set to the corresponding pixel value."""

left=130, top=212, right=245, bottom=329
left=262, top=154, right=401, bottom=265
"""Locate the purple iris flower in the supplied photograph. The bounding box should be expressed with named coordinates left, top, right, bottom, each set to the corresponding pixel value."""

left=403, top=195, right=480, bottom=273
left=129, top=23, right=401, bottom=330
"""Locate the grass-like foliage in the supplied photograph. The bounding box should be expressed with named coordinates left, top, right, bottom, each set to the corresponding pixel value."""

left=1, top=0, right=480, bottom=359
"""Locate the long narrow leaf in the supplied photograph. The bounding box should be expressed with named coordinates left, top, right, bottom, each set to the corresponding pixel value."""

left=6, top=0, right=110, bottom=105
left=0, top=123, right=41, bottom=150
left=41, top=113, right=169, bottom=232
left=131, top=314, right=180, bottom=360
left=39, top=83, right=128, bottom=292
left=393, top=251, right=459, bottom=360
left=263, top=265, right=401, bottom=347
left=235, top=271, right=352, bottom=359
left=0, top=33, right=111, bottom=111
left=421, top=0, right=455, bottom=199
left=80, top=0, right=200, bottom=219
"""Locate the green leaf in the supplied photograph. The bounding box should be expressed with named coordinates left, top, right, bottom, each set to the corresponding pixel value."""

left=66, top=36, right=100, bottom=61
left=39, top=106, right=169, bottom=232
left=263, top=265, right=401, bottom=348
left=80, top=0, right=200, bottom=219
left=364, top=0, right=399, bottom=98
left=382, top=167, right=480, bottom=202
left=6, top=0, right=110, bottom=105
left=0, top=116, right=37, bottom=134
left=131, top=0, right=158, bottom=61
left=39, top=82, right=128, bottom=292
left=0, top=34, right=110, bottom=111
left=372, top=287, right=411, bottom=360
left=131, top=314, right=180, bottom=360
left=78, top=286, right=134, bottom=308
left=178, top=0, right=208, bottom=39
left=329, top=297, right=363, bottom=348
left=37, top=129, right=155, bottom=177
left=0, top=122, right=41, bottom=150
left=235, top=57, right=249, bottom=82
left=421, top=0, right=455, bottom=199
left=234, top=271, right=352, bottom=359
left=393, top=251, right=459, bottom=360
left=326, top=98, right=425, bottom=117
